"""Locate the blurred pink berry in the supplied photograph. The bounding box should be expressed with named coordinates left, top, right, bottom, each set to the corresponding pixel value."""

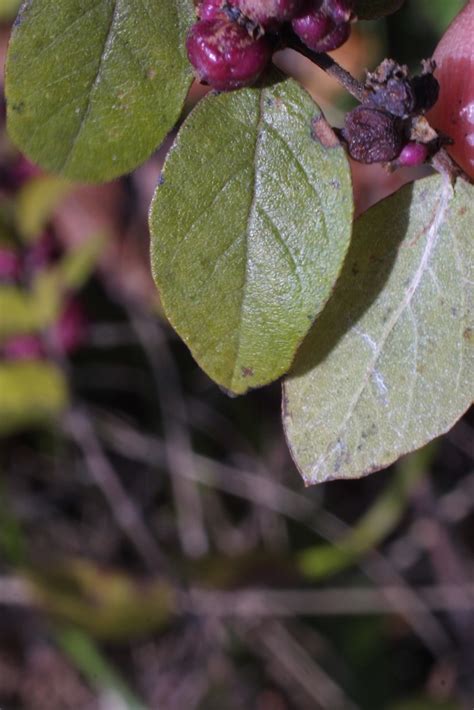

left=0, top=248, right=21, bottom=281
left=3, top=334, right=44, bottom=361
left=51, top=299, right=87, bottom=355
left=186, top=19, right=271, bottom=91
left=428, top=0, right=474, bottom=178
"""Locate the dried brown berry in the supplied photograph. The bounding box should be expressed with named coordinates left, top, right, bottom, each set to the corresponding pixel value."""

left=341, top=106, right=404, bottom=163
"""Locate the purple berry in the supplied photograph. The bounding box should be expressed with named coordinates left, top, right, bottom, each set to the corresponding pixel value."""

left=3, top=334, right=44, bottom=361
left=323, top=0, right=354, bottom=24
left=0, top=248, right=21, bottom=281
left=186, top=19, right=271, bottom=91
left=292, top=9, right=350, bottom=52
left=228, top=0, right=305, bottom=29
left=292, top=10, right=333, bottom=49
left=198, top=0, right=224, bottom=20
left=397, top=142, right=429, bottom=167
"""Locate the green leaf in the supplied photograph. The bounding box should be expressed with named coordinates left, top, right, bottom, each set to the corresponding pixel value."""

left=355, top=0, right=405, bottom=20
left=150, top=78, right=353, bottom=395
left=283, top=175, right=474, bottom=484
left=0, top=361, right=69, bottom=434
left=6, top=0, right=194, bottom=182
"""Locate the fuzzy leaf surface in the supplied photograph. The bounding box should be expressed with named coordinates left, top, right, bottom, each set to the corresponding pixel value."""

left=6, top=0, right=193, bottom=182
left=150, top=79, right=353, bottom=394
left=283, top=175, right=474, bottom=484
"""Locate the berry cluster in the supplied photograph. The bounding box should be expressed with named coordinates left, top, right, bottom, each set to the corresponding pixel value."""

left=187, top=0, right=354, bottom=91
left=341, top=59, right=440, bottom=168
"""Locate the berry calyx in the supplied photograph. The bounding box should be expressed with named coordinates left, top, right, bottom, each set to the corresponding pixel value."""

left=228, top=0, right=305, bottom=30
left=397, top=141, right=429, bottom=167
left=186, top=19, right=271, bottom=91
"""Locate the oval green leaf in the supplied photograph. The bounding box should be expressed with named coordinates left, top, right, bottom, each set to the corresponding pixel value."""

left=283, top=174, right=474, bottom=484
left=150, top=78, right=353, bottom=395
left=6, top=0, right=194, bottom=182
left=355, top=0, right=405, bottom=20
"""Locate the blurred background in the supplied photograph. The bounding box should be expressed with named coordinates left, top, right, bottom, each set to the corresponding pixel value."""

left=0, top=1, right=473, bottom=708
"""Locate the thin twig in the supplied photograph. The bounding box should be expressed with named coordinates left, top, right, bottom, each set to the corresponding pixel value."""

left=124, top=303, right=209, bottom=559
left=287, top=41, right=368, bottom=103
left=64, top=407, right=166, bottom=572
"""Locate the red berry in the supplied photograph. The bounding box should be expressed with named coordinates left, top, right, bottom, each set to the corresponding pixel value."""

left=198, top=0, right=224, bottom=20
left=0, top=248, right=21, bottom=281
left=228, top=0, right=305, bottom=29
left=397, top=142, right=428, bottom=167
left=3, top=334, right=44, bottom=361
left=186, top=19, right=271, bottom=91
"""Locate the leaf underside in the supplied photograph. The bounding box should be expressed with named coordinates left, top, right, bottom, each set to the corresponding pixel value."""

left=150, top=77, right=353, bottom=395
left=6, top=0, right=194, bottom=182
left=283, top=174, right=474, bottom=484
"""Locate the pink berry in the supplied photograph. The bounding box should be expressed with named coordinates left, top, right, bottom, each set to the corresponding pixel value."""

left=0, top=248, right=21, bottom=281
left=397, top=142, right=429, bottom=167
left=186, top=19, right=271, bottom=91
left=228, top=0, right=305, bottom=29
left=3, top=334, right=44, bottom=361
left=50, top=299, right=87, bottom=355
left=198, top=0, right=224, bottom=20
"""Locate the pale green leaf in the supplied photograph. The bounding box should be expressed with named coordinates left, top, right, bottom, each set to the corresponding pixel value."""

left=150, top=78, right=353, bottom=395
left=283, top=175, right=474, bottom=484
left=6, top=0, right=194, bottom=182
left=15, top=175, right=72, bottom=242
left=0, top=361, right=69, bottom=434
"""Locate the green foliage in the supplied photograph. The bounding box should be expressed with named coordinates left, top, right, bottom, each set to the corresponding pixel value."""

left=150, top=78, right=353, bottom=394
left=283, top=175, right=474, bottom=483
left=6, top=0, right=194, bottom=182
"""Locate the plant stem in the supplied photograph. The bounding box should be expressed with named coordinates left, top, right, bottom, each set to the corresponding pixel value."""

left=288, top=40, right=368, bottom=103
